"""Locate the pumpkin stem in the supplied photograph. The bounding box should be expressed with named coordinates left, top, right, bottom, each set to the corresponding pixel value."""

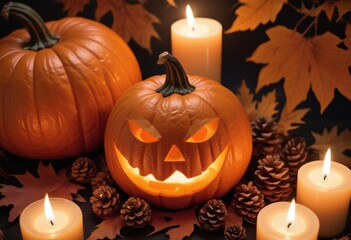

left=1, top=2, right=59, bottom=51
left=156, top=51, right=195, bottom=97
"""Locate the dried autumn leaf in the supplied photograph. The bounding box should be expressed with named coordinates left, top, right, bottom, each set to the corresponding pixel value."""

left=248, top=26, right=351, bottom=113
left=256, top=89, right=279, bottom=119
left=335, top=1, right=351, bottom=21
left=95, top=0, right=160, bottom=53
left=277, top=106, right=310, bottom=135
left=311, top=127, right=351, bottom=168
left=56, top=0, right=90, bottom=16
left=321, top=1, right=337, bottom=21
left=236, top=80, right=257, bottom=120
left=345, top=24, right=351, bottom=65
left=87, top=214, right=124, bottom=240
left=236, top=80, right=278, bottom=120
left=226, top=0, right=287, bottom=33
left=225, top=204, right=243, bottom=226
left=150, top=206, right=198, bottom=240
left=0, top=162, right=85, bottom=222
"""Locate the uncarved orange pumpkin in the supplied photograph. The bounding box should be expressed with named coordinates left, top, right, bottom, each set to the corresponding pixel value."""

left=105, top=52, right=252, bottom=209
left=0, top=2, right=141, bottom=159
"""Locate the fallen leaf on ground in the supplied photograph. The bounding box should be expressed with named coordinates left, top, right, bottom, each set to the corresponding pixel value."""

left=150, top=206, right=198, bottom=240
left=248, top=26, right=351, bottom=113
left=0, top=162, right=85, bottom=222
left=95, top=0, right=160, bottom=53
left=311, top=127, right=351, bottom=168
left=87, top=214, right=124, bottom=240
left=226, top=0, right=287, bottom=33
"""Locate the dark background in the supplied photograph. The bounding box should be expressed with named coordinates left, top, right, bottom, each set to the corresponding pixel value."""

left=0, top=0, right=350, bottom=239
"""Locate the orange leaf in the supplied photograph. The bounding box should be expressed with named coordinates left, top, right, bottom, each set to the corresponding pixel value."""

left=248, top=26, right=351, bottom=113
left=0, top=163, right=85, bottom=222
left=56, top=0, right=90, bottom=16
left=335, top=1, right=351, bottom=21
left=226, top=0, right=287, bottom=33
left=256, top=89, right=279, bottom=119
left=345, top=24, right=351, bottom=65
left=311, top=127, right=351, bottom=168
left=150, top=206, right=198, bottom=240
left=95, top=0, right=160, bottom=53
left=277, top=106, right=310, bottom=135
left=236, top=80, right=257, bottom=120
left=87, top=214, right=124, bottom=240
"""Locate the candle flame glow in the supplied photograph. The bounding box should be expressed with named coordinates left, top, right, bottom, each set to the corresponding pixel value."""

left=286, top=199, right=295, bottom=229
left=322, top=148, right=331, bottom=181
left=44, top=193, right=55, bottom=226
left=186, top=5, right=195, bottom=31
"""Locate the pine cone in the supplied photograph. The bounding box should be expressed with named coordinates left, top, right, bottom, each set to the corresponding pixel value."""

left=231, top=181, right=265, bottom=223
left=90, top=185, right=120, bottom=218
left=254, top=155, right=292, bottom=203
left=91, top=171, right=114, bottom=190
left=281, top=136, right=307, bottom=186
left=120, top=197, right=151, bottom=228
left=70, top=157, right=98, bottom=183
left=198, top=199, right=227, bottom=231
left=224, top=224, right=247, bottom=240
left=251, top=117, right=282, bottom=157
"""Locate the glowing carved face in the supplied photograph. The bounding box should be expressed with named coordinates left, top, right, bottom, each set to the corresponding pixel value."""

left=104, top=75, right=252, bottom=209
left=113, top=117, right=229, bottom=197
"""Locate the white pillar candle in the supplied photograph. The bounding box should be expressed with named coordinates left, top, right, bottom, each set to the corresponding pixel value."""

left=171, top=5, right=222, bottom=82
left=297, top=149, right=351, bottom=238
left=257, top=200, right=319, bottom=240
left=20, top=194, right=84, bottom=240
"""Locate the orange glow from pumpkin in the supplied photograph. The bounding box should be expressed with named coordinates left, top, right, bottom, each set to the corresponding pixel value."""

left=114, top=143, right=228, bottom=197
left=128, top=119, right=161, bottom=143
left=186, top=118, right=219, bottom=143
left=164, top=144, right=186, bottom=162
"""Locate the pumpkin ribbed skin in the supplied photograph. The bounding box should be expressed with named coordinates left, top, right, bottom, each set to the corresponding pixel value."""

left=105, top=71, right=252, bottom=209
left=0, top=15, right=142, bottom=159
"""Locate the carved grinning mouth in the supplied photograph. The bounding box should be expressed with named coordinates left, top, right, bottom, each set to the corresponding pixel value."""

left=113, top=144, right=229, bottom=197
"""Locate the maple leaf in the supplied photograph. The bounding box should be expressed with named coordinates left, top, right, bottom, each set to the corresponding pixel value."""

left=150, top=206, right=198, bottom=240
left=226, top=0, right=287, bottom=33
left=236, top=80, right=278, bottom=120
left=345, top=24, right=351, bottom=65
left=236, top=80, right=257, bottom=120
left=248, top=26, right=351, bottom=113
left=87, top=214, right=124, bottom=240
left=0, top=162, right=85, bottom=222
left=335, top=1, right=351, bottom=21
left=95, top=0, right=160, bottom=53
left=225, top=204, right=243, bottom=226
left=56, top=0, right=90, bottom=16
left=255, top=89, right=279, bottom=119
left=277, top=106, right=310, bottom=135
left=311, top=127, right=351, bottom=168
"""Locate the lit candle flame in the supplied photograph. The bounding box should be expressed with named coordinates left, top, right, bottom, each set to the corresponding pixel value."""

left=322, top=148, right=331, bottom=181
left=186, top=5, right=195, bottom=31
left=44, top=193, right=55, bottom=226
left=286, top=199, right=295, bottom=229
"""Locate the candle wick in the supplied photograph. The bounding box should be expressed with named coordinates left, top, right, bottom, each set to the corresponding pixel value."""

left=287, top=222, right=292, bottom=229
left=323, top=174, right=327, bottom=181
left=50, top=220, right=54, bottom=226
left=191, top=26, right=195, bottom=31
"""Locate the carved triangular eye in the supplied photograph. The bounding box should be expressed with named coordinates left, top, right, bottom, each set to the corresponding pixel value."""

left=185, top=118, right=219, bottom=143
left=128, top=119, right=161, bottom=143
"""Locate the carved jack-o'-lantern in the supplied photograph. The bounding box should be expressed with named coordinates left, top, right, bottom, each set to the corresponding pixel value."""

left=105, top=52, right=252, bottom=209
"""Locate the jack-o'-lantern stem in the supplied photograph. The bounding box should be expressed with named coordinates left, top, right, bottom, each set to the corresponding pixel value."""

left=156, top=51, right=195, bottom=97
left=1, top=2, right=59, bottom=51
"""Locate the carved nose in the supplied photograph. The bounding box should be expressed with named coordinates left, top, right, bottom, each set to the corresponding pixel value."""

left=164, top=144, right=185, bottom=162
